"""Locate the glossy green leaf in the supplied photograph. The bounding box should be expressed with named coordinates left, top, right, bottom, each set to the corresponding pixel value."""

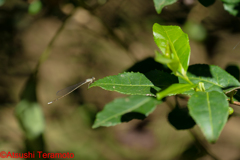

left=179, top=64, right=240, bottom=95
left=188, top=91, right=229, bottom=143
left=15, top=100, right=45, bottom=140
left=155, top=50, right=180, bottom=73
left=153, top=0, right=177, bottom=14
left=28, top=0, right=42, bottom=15
left=153, top=23, right=191, bottom=74
left=157, top=83, right=197, bottom=100
left=92, top=96, right=161, bottom=128
left=90, top=71, right=178, bottom=96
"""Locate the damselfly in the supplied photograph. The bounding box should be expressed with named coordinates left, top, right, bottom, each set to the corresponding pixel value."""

left=48, top=77, right=95, bottom=104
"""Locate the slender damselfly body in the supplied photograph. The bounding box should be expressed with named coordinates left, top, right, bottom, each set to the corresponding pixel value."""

left=48, top=77, right=95, bottom=104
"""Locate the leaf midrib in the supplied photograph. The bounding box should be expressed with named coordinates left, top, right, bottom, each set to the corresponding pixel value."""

left=92, top=83, right=167, bottom=87
left=162, top=26, right=185, bottom=73
left=206, top=92, right=214, bottom=139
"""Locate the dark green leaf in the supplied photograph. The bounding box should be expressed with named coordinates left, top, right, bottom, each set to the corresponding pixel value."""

left=179, top=64, right=240, bottom=95
left=90, top=71, right=178, bottom=96
left=153, top=0, right=177, bottom=14
left=157, top=83, right=197, bottom=100
left=153, top=23, right=191, bottom=74
left=188, top=91, right=229, bottom=143
left=92, top=96, right=161, bottom=128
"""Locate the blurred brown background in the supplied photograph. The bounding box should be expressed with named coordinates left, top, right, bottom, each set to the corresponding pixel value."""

left=1, top=0, right=240, bottom=159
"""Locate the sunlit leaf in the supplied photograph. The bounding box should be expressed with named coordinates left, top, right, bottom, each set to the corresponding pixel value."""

left=92, top=96, right=161, bottom=128
left=157, top=83, right=197, bottom=100
left=188, top=91, right=229, bottom=143
left=153, top=23, right=191, bottom=75
left=155, top=50, right=180, bottom=73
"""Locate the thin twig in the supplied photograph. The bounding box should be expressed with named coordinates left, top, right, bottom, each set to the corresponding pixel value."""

left=189, top=129, right=219, bottom=160
left=33, top=8, right=76, bottom=74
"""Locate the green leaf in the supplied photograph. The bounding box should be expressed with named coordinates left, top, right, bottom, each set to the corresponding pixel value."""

left=28, top=0, right=42, bottom=15
left=92, top=96, right=161, bottom=128
left=153, top=23, right=191, bottom=74
left=179, top=64, right=240, bottom=95
left=153, top=0, right=177, bottom=14
left=155, top=50, right=180, bottom=73
left=157, top=83, right=197, bottom=100
left=0, top=0, right=5, bottom=6
left=188, top=91, right=229, bottom=143
left=89, top=71, right=178, bottom=96
left=15, top=100, right=45, bottom=140
left=183, top=21, right=207, bottom=42
left=220, top=0, right=240, bottom=17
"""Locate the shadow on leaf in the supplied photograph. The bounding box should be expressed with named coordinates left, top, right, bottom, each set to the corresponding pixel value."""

left=168, top=107, right=195, bottom=130
left=121, top=112, right=146, bottom=122
left=188, top=64, right=212, bottom=78
left=225, top=64, right=240, bottom=81
left=126, top=57, right=171, bottom=73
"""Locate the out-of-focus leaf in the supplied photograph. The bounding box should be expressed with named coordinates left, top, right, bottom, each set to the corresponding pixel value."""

left=183, top=21, right=207, bottom=42
left=153, top=23, right=190, bottom=75
left=15, top=100, right=45, bottom=140
left=28, top=0, right=42, bottom=15
left=89, top=71, right=178, bottom=97
left=153, top=0, right=177, bottom=14
left=198, top=0, right=216, bottom=7
left=221, top=0, right=240, bottom=17
left=0, top=0, right=5, bottom=6
left=179, top=64, right=240, bottom=95
left=157, top=83, right=197, bottom=100
left=16, top=74, right=45, bottom=140
left=188, top=91, right=229, bottom=143
left=92, top=96, right=161, bottom=128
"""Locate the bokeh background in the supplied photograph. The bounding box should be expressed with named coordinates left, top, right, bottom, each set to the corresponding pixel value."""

left=1, top=0, right=240, bottom=159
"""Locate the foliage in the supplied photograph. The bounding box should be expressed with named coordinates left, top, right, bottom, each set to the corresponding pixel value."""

left=28, top=0, right=42, bottom=15
left=90, top=23, right=240, bottom=143
left=153, top=0, right=177, bottom=14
